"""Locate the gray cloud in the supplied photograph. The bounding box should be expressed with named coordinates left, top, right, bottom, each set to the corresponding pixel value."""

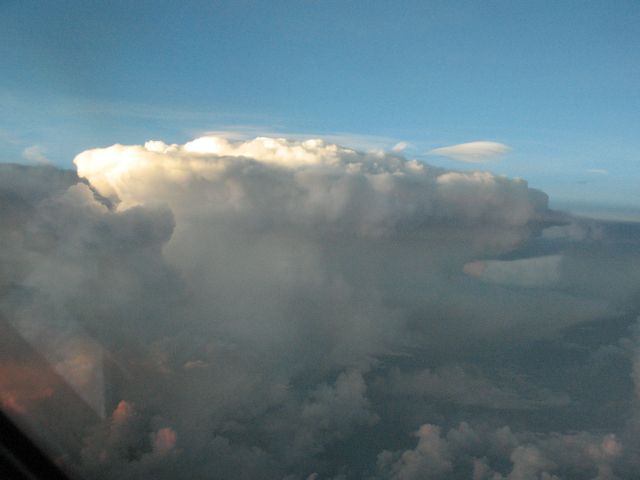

left=382, top=365, right=570, bottom=411
left=376, top=422, right=623, bottom=480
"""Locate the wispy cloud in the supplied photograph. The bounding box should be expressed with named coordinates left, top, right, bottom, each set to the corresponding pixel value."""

left=22, top=145, right=50, bottom=164
left=586, top=168, right=609, bottom=175
left=392, top=142, right=409, bottom=153
left=428, top=141, right=510, bottom=163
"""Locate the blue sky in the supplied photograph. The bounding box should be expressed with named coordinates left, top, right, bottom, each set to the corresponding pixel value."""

left=2, top=0, right=639, bottom=213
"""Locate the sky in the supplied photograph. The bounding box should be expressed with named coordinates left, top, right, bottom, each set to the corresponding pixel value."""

left=3, top=2, right=640, bottom=480
left=1, top=0, right=639, bottom=214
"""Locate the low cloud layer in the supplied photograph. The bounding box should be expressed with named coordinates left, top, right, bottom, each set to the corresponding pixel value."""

left=1, top=135, right=640, bottom=479
left=376, top=423, right=623, bottom=480
left=429, top=141, right=510, bottom=163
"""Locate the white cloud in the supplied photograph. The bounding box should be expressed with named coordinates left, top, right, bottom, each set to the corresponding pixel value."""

left=74, top=135, right=545, bottom=236
left=429, top=141, right=510, bottom=163
left=392, top=142, right=408, bottom=153
left=199, top=128, right=406, bottom=155
left=587, top=168, right=609, bottom=175
left=22, top=144, right=49, bottom=164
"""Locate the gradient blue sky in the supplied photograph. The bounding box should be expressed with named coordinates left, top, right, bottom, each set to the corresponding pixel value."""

left=1, top=0, right=639, bottom=214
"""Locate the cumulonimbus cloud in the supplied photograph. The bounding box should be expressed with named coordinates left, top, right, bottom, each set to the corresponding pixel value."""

left=428, top=141, right=510, bottom=163
left=1, top=135, right=640, bottom=479
left=74, top=136, right=543, bottom=235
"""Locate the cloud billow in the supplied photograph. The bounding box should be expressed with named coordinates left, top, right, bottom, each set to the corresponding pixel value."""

left=1, top=136, right=639, bottom=479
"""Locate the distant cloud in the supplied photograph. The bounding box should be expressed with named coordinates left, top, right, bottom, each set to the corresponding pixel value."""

left=377, top=422, right=622, bottom=480
left=429, top=141, right=510, bottom=163
left=587, top=168, right=609, bottom=175
left=22, top=145, right=50, bottom=164
left=463, top=255, right=562, bottom=288
left=392, top=142, right=408, bottom=153
left=385, top=365, right=569, bottom=410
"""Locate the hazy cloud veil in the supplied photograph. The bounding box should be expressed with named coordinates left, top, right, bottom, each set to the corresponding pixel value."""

left=1, top=136, right=640, bottom=479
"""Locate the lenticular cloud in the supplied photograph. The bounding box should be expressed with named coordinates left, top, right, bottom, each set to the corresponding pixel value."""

left=2, top=136, right=640, bottom=479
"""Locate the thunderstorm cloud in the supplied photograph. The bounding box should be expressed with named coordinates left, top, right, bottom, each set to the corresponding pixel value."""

left=1, top=135, right=639, bottom=479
